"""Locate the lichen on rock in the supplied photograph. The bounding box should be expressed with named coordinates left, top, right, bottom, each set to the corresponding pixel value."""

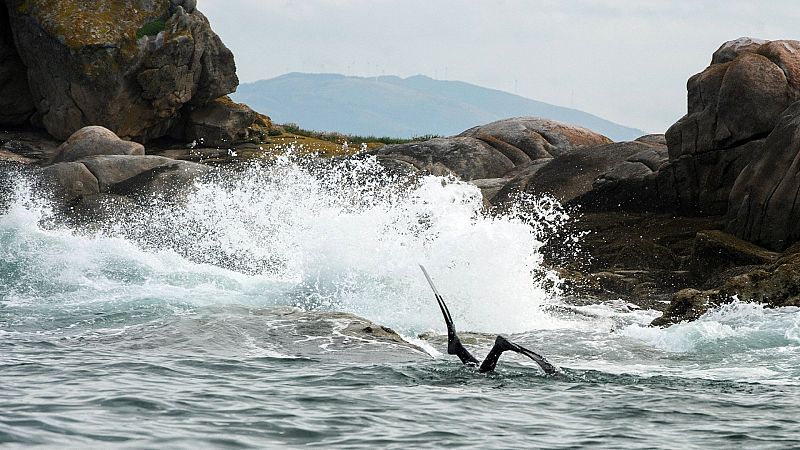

left=16, top=0, right=169, bottom=49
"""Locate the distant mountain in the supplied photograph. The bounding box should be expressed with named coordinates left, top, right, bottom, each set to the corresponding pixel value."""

left=232, top=73, right=646, bottom=142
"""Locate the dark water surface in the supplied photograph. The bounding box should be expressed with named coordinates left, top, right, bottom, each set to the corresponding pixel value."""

left=4, top=313, right=800, bottom=449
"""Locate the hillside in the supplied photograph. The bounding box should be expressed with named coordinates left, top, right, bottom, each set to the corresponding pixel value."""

left=232, top=73, right=646, bottom=141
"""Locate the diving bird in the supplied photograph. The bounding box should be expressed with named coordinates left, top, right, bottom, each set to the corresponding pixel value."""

left=420, top=265, right=559, bottom=375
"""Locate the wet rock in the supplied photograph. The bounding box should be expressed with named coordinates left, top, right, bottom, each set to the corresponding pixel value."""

left=38, top=153, right=210, bottom=213
left=78, top=155, right=210, bottom=198
left=0, top=129, right=61, bottom=162
left=5, top=0, right=238, bottom=140
left=52, top=126, right=145, bottom=164
left=0, top=149, right=35, bottom=164
left=650, top=288, right=715, bottom=327
left=39, top=161, right=100, bottom=203
left=343, top=323, right=407, bottom=344
left=652, top=250, right=800, bottom=327
left=717, top=253, right=800, bottom=308
left=577, top=140, right=671, bottom=212
left=689, top=230, right=779, bottom=281
left=470, top=178, right=508, bottom=205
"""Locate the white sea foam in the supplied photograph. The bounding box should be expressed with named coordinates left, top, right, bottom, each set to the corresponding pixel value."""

left=621, top=302, right=800, bottom=353
left=0, top=154, right=565, bottom=334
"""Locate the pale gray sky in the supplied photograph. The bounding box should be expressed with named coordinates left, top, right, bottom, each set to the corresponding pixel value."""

left=201, top=0, right=799, bottom=133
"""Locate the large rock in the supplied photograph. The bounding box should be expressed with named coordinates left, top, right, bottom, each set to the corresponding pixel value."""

left=372, top=117, right=611, bottom=182
left=4, top=0, right=238, bottom=141
left=727, top=102, right=800, bottom=250
left=458, top=117, right=612, bottom=160
left=668, top=38, right=800, bottom=159
left=373, top=137, right=514, bottom=180
left=38, top=154, right=210, bottom=210
left=79, top=155, right=209, bottom=197
left=664, top=38, right=800, bottom=215
left=0, top=2, right=35, bottom=125
left=51, top=126, right=144, bottom=163
left=493, top=140, right=664, bottom=208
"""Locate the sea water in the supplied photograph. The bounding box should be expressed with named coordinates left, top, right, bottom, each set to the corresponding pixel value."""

left=2, top=156, right=799, bottom=448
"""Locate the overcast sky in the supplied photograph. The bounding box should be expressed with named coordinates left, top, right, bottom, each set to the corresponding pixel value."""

left=201, top=0, right=799, bottom=133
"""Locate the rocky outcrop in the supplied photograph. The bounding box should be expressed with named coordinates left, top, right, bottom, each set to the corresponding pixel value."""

left=664, top=38, right=800, bottom=215
left=650, top=288, right=712, bottom=327
left=3, top=0, right=239, bottom=141
left=183, top=96, right=270, bottom=147
left=373, top=118, right=611, bottom=181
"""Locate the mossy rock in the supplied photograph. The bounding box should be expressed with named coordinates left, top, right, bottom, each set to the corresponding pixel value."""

left=18, top=0, right=169, bottom=48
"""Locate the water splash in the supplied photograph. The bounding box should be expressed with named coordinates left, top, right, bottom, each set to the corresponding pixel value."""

left=0, top=154, right=566, bottom=334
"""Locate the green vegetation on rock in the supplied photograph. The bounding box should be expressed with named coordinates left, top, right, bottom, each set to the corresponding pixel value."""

left=135, top=19, right=166, bottom=39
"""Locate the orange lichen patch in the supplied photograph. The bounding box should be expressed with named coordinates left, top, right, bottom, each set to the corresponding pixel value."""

left=216, top=95, right=256, bottom=113
left=19, top=0, right=168, bottom=48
